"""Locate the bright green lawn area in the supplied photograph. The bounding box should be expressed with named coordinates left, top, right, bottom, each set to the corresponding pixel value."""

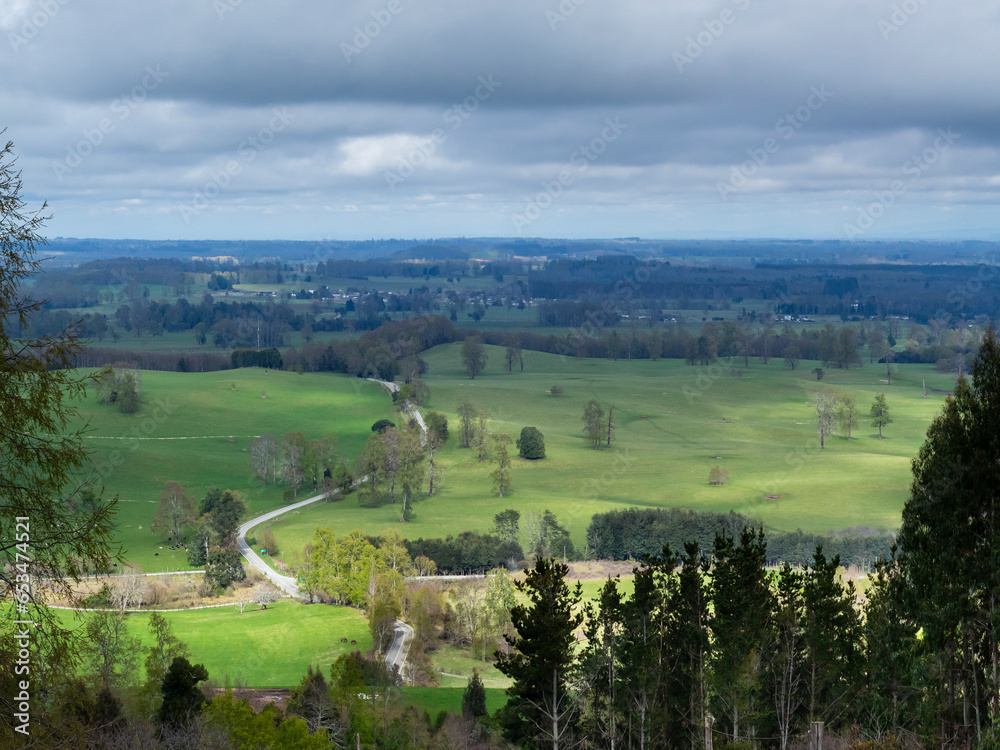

left=427, top=644, right=511, bottom=689
left=72, top=369, right=396, bottom=570
left=60, top=599, right=371, bottom=688
left=273, top=343, right=950, bottom=557
left=575, top=575, right=635, bottom=602
left=400, top=687, right=508, bottom=716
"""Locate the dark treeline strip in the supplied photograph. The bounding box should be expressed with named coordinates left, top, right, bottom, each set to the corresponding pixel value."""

left=403, top=532, right=524, bottom=574
left=586, top=507, right=895, bottom=568
left=284, top=316, right=456, bottom=380
left=315, top=258, right=471, bottom=279
left=527, top=255, right=1000, bottom=318
left=22, top=295, right=349, bottom=344
left=32, top=257, right=229, bottom=307
left=68, top=310, right=982, bottom=380
left=230, top=348, right=282, bottom=369
left=478, top=318, right=984, bottom=372
left=72, top=347, right=229, bottom=373
left=68, top=315, right=455, bottom=375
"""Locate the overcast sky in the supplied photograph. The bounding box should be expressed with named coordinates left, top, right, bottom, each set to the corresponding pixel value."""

left=2, top=0, right=998, bottom=241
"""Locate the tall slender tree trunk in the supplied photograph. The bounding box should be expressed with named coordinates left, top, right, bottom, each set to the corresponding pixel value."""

left=989, top=589, right=1000, bottom=724
left=552, top=669, right=560, bottom=750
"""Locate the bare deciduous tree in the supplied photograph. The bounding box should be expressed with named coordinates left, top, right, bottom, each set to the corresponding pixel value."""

left=814, top=391, right=836, bottom=449
left=85, top=610, right=141, bottom=690
left=235, top=587, right=254, bottom=614
left=249, top=432, right=280, bottom=485
left=151, top=480, right=195, bottom=542
left=110, top=566, right=149, bottom=614
left=252, top=582, right=280, bottom=608
left=280, top=432, right=308, bottom=498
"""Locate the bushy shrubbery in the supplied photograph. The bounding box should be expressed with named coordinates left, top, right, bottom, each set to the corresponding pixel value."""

left=424, top=411, right=448, bottom=444
left=708, top=465, right=729, bottom=485
left=517, top=426, right=545, bottom=459
left=587, top=507, right=894, bottom=568
left=96, top=365, right=142, bottom=414
left=404, top=532, right=524, bottom=574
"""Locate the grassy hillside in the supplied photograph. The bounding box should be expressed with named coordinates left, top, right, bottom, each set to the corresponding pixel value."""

left=73, top=369, right=396, bottom=570
left=59, top=599, right=371, bottom=688
left=401, top=686, right=508, bottom=717
left=271, top=343, right=949, bottom=557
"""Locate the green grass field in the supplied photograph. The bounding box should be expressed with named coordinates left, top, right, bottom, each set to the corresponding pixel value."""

left=72, top=342, right=951, bottom=573
left=72, top=369, right=396, bottom=570
left=427, top=644, right=511, bottom=689
left=400, top=686, right=508, bottom=717
left=59, top=599, right=372, bottom=688
left=271, top=342, right=950, bottom=559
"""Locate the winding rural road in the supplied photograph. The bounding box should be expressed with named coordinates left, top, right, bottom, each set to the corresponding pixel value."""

left=235, top=378, right=423, bottom=675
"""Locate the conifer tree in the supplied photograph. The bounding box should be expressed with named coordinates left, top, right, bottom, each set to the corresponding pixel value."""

left=0, top=139, right=118, bottom=704
left=898, top=328, right=1000, bottom=740
left=666, top=542, right=711, bottom=750
left=497, top=557, right=584, bottom=749
left=801, top=547, right=862, bottom=725
left=709, top=528, right=774, bottom=741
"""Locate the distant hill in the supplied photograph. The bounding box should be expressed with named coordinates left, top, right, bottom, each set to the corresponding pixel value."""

left=392, top=244, right=470, bottom=261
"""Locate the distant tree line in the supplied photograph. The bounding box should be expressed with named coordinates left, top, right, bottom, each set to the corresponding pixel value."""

left=587, top=507, right=894, bottom=569
left=60, top=302, right=989, bottom=383
left=527, top=255, right=1000, bottom=319
left=231, top=347, right=282, bottom=369
left=403, top=532, right=524, bottom=575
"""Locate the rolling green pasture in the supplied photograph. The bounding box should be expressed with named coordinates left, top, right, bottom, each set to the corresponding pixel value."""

left=72, top=369, right=395, bottom=570
left=272, top=343, right=950, bottom=558
left=427, top=644, right=511, bottom=690
left=59, top=599, right=371, bottom=688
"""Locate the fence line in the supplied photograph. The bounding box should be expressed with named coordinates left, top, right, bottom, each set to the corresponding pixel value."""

left=47, top=602, right=240, bottom=613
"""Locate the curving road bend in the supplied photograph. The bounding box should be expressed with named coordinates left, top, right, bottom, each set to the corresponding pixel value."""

left=236, top=378, right=424, bottom=673
left=236, top=490, right=331, bottom=597
left=366, top=378, right=427, bottom=438
left=385, top=619, right=415, bottom=683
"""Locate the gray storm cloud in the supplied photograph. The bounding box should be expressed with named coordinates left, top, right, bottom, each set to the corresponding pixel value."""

left=2, top=0, right=997, bottom=239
